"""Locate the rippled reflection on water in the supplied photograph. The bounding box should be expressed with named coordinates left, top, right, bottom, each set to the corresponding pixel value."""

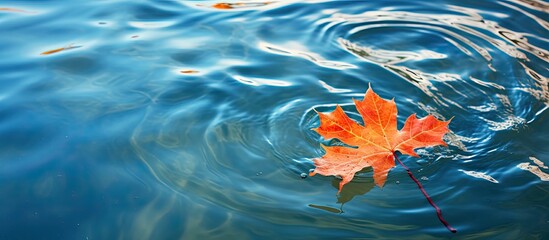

left=0, top=0, right=547, bottom=239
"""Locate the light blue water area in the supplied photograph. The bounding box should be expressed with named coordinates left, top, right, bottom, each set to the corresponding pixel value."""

left=0, top=0, right=548, bottom=239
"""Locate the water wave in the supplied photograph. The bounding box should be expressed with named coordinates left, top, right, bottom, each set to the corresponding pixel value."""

left=2, top=0, right=547, bottom=239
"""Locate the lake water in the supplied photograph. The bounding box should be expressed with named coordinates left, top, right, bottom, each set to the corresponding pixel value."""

left=0, top=1, right=548, bottom=239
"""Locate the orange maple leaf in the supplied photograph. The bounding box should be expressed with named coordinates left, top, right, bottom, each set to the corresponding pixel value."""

left=310, top=85, right=451, bottom=192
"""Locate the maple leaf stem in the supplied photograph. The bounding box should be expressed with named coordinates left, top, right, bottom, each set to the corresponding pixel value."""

left=393, top=153, right=457, bottom=233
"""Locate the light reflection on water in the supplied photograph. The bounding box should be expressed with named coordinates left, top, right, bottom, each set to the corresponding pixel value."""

left=0, top=0, right=547, bottom=239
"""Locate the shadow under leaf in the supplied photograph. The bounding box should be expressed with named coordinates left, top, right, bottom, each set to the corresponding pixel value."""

left=332, top=170, right=375, bottom=204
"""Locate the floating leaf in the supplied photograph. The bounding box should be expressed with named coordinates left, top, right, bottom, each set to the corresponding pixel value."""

left=309, top=84, right=456, bottom=233
left=210, top=2, right=273, bottom=10
left=212, top=3, right=233, bottom=9
left=180, top=70, right=199, bottom=74
left=310, top=85, right=451, bottom=191
left=41, top=44, right=81, bottom=55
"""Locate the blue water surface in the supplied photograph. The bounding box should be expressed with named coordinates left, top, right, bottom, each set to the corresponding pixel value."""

left=0, top=1, right=548, bottom=239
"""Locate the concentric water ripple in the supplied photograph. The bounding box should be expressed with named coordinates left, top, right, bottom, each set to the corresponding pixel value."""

left=0, top=0, right=547, bottom=239
left=120, top=0, right=549, bottom=238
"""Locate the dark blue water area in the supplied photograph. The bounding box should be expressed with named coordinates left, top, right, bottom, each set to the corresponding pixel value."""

left=0, top=0, right=548, bottom=239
